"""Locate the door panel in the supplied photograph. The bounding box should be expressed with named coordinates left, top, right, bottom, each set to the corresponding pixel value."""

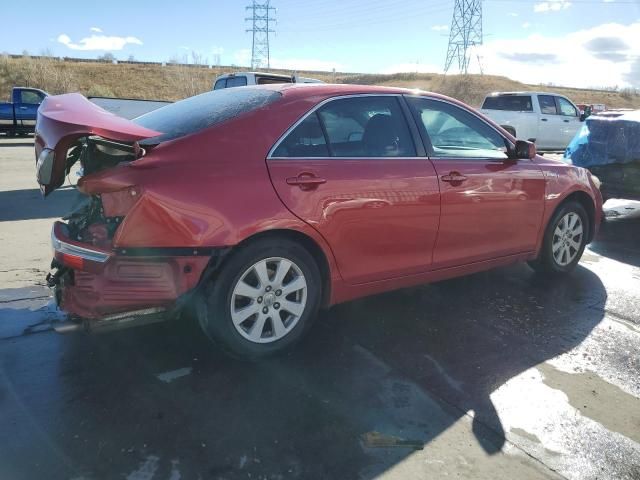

left=405, top=95, right=547, bottom=268
left=430, top=159, right=545, bottom=268
left=268, top=159, right=440, bottom=284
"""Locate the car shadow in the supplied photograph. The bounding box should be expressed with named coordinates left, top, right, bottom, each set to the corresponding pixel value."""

left=589, top=201, right=640, bottom=267
left=0, top=187, right=83, bottom=222
left=0, top=262, right=606, bottom=479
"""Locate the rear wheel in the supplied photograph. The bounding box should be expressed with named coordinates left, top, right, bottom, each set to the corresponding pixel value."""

left=198, top=238, right=322, bottom=359
left=529, top=201, right=589, bottom=274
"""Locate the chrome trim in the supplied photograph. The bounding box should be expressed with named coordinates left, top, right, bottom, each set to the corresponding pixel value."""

left=267, top=93, right=407, bottom=159
left=267, top=92, right=515, bottom=160
left=51, top=226, right=111, bottom=263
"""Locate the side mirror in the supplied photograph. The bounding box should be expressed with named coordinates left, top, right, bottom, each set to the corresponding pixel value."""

left=513, top=139, right=536, bottom=160
left=579, top=113, right=586, bottom=122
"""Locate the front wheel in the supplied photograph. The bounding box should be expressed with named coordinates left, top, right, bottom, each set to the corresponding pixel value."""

left=197, top=238, right=322, bottom=359
left=529, top=201, right=589, bottom=274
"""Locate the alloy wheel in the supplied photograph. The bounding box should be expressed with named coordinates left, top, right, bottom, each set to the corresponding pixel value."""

left=552, top=212, right=584, bottom=266
left=230, top=257, right=307, bottom=343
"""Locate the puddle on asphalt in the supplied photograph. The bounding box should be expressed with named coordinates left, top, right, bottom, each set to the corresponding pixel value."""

left=538, top=363, right=640, bottom=444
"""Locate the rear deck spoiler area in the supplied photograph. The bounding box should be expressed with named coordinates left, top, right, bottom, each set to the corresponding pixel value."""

left=35, top=93, right=161, bottom=195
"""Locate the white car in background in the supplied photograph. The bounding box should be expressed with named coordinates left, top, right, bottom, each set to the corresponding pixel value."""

left=213, top=71, right=323, bottom=90
left=480, top=92, right=585, bottom=151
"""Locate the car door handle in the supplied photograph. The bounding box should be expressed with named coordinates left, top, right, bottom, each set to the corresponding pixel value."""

left=441, top=172, right=467, bottom=183
left=541, top=118, right=548, bottom=122
left=286, top=174, right=327, bottom=189
left=563, top=119, right=570, bottom=123
left=18, top=106, right=28, bottom=110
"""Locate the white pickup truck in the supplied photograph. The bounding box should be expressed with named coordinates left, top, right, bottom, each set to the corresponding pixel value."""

left=213, top=72, right=323, bottom=90
left=480, top=92, right=585, bottom=151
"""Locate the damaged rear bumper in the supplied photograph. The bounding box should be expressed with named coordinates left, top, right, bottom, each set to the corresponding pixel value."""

left=48, top=221, right=212, bottom=322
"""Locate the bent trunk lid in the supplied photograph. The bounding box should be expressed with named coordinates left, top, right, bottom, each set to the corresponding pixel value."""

left=35, top=93, right=161, bottom=196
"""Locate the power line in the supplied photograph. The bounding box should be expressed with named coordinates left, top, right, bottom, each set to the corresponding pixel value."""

left=246, top=1, right=276, bottom=69
left=444, top=0, right=483, bottom=74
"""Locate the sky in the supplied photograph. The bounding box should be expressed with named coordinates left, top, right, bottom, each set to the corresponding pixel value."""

left=1, top=0, right=640, bottom=88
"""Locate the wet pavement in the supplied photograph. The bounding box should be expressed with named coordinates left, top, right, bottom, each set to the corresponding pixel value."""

left=1, top=138, right=639, bottom=479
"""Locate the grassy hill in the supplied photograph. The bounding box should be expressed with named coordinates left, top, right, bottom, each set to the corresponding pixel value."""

left=1, top=55, right=639, bottom=109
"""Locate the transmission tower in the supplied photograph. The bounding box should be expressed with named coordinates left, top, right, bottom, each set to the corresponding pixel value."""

left=246, top=1, right=276, bottom=69
left=444, top=0, right=483, bottom=74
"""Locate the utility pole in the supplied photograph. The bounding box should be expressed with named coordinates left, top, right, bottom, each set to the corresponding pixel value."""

left=444, top=0, right=483, bottom=74
left=246, top=1, right=276, bottom=70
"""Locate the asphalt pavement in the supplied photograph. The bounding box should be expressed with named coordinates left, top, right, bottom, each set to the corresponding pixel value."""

left=1, top=137, right=639, bottom=480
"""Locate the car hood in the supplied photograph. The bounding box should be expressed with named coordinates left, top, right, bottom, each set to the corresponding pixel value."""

left=35, top=93, right=161, bottom=196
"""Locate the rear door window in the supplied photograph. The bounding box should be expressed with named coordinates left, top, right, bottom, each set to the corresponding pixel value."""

left=257, top=76, right=293, bottom=85
left=316, top=96, right=416, bottom=157
left=135, top=87, right=281, bottom=143
left=538, top=95, right=559, bottom=115
left=271, top=96, right=417, bottom=158
left=271, top=113, right=329, bottom=157
left=225, top=76, right=248, bottom=88
left=482, top=95, right=533, bottom=112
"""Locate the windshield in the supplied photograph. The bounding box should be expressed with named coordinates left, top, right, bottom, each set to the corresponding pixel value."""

left=134, top=87, right=281, bottom=143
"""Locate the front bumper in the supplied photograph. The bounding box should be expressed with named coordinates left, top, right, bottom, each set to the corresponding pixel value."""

left=49, top=221, right=210, bottom=319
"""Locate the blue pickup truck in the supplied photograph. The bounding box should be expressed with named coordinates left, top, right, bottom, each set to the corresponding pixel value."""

left=0, top=87, right=48, bottom=136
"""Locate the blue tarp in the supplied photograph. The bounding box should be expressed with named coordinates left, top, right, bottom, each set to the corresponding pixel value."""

left=564, top=110, right=640, bottom=167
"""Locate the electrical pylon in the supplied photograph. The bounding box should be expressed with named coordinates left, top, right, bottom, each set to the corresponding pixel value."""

left=444, top=0, right=483, bottom=74
left=246, top=1, right=276, bottom=69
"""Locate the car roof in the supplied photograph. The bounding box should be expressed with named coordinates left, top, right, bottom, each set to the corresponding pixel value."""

left=255, top=82, right=454, bottom=101
left=487, top=91, right=571, bottom=97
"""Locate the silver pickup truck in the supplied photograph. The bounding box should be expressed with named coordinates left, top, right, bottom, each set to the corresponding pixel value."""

left=480, top=92, right=585, bottom=151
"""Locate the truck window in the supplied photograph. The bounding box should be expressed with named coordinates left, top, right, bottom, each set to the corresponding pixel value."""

left=482, top=95, right=533, bottom=112
left=20, top=90, right=43, bottom=104
left=213, top=79, right=226, bottom=90
left=556, top=97, right=578, bottom=117
left=225, top=77, right=248, bottom=88
left=538, top=95, right=558, bottom=115
left=257, top=76, right=293, bottom=85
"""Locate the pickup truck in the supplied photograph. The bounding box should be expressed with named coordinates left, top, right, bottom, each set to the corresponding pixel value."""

left=480, top=92, right=584, bottom=151
left=0, top=87, right=48, bottom=136
left=213, top=71, right=323, bottom=90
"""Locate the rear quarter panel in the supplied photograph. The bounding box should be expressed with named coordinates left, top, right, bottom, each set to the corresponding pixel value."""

left=78, top=93, right=342, bottom=282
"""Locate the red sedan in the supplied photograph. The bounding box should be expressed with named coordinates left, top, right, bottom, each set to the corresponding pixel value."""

left=36, top=84, right=603, bottom=358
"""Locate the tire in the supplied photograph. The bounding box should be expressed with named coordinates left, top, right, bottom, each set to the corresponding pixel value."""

left=197, top=237, right=322, bottom=359
left=528, top=200, right=589, bottom=274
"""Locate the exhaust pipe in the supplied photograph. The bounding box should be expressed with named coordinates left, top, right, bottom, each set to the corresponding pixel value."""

left=54, top=307, right=168, bottom=334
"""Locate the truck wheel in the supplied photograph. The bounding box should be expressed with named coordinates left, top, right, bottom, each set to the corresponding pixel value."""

left=528, top=201, right=589, bottom=274
left=197, top=238, right=322, bottom=359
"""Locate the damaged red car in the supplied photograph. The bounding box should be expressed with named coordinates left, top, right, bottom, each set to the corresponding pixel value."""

left=36, top=84, right=603, bottom=358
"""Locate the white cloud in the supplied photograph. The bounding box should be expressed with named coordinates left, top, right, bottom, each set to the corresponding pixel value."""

left=522, top=22, right=531, bottom=28
left=475, top=21, right=640, bottom=88
left=90, top=27, right=102, bottom=33
left=534, top=0, right=571, bottom=13
left=57, top=33, right=142, bottom=51
left=233, top=48, right=252, bottom=66
left=431, top=25, right=448, bottom=31
left=508, top=12, right=519, bottom=17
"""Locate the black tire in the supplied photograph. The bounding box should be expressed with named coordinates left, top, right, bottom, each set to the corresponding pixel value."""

left=528, top=200, right=589, bottom=274
left=197, top=237, right=322, bottom=359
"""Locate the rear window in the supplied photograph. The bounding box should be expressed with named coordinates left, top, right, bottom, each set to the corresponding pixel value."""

left=482, top=95, right=533, bottom=112
left=134, top=88, right=281, bottom=143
